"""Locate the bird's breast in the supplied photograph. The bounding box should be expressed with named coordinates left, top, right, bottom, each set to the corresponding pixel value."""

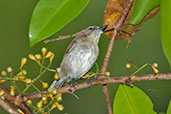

left=60, top=43, right=99, bottom=80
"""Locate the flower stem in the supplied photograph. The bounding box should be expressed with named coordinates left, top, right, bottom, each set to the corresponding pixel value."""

left=21, top=64, right=51, bottom=94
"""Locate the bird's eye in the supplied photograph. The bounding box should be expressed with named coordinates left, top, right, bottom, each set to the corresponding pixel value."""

left=88, top=26, right=94, bottom=30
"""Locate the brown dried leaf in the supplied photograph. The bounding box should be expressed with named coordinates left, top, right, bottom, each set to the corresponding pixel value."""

left=103, top=0, right=160, bottom=43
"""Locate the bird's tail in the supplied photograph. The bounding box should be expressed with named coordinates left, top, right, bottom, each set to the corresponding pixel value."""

left=49, top=79, right=65, bottom=89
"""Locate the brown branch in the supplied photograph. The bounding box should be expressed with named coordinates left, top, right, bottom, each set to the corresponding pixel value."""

left=44, top=32, right=78, bottom=44
left=1, top=73, right=169, bottom=113
left=99, top=0, right=134, bottom=114
left=100, top=27, right=116, bottom=114
left=23, top=73, right=171, bottom=100
left=0, top=85, right=33, bottom=114
left=101, top=0, right=134, bottom=75
left=0, top=98, right=20, bottom=114
left=103, top=85, right=112, bottom=114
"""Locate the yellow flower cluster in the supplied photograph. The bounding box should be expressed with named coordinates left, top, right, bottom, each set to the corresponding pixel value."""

left=0, top=47, right=64, bottom=113
left=35, top=90, right=64, bottom=112
left=29, top=47, right=54, bottom=63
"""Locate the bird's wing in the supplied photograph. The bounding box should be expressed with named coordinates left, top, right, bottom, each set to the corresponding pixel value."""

left=65, top=39, right=78, bottom=54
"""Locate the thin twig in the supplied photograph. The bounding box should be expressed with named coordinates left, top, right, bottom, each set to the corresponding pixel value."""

left=67, top=91, right=79, bottom=99
left=44, top=32, right=78, bottom=44
left=23, top=73, right=171, bottom=100
left=101, top=0, right=134, bottom=74
left=100, top=27, right=116, bottom=114
left=43, top=28, right=117, bottom=44
left=99, top=0, right=134, bottom=114
left=0, top=99, right=20, bottom=114
left=103, top=85, right=112, bottom=114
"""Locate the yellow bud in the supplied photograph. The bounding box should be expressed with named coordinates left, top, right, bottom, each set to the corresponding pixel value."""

left=7, top=67, right=13, bottom=73
left=152, top=66, right=159, bottom=74
left=19, top=76, right=25, bottom=80
left=56, top=93, right=62, bottom=102
left=35, top=54, right=42, bottom=60
left=56, top=93, right=62, bottom=97
left=42, top=96, right=47, bottom=101
left=48, top=93, right=54, bottom=100
left=82, top=74, right=90, bottom=79
left=10, top=85, right=15, bottom=96
left=50, top=104, right=57, bottom=110
left=42, top=82, right=48, bottom=89
left=27, top=100, right=32, bottom=104
left=42, top=47, right=47, bottom=57
left=56, top=103, right=64, bottom=111
left=37, top=100, right=43, bottom=109
left=37, top=61, right=41, bottom=65
left=1, top=71, right=7, bottom=77
left=43, top=100, right=48, bottom=104
left=28, top=54, right=36, bottom=61
left=50, top=54, right=54, bottom=63
left=20, top=57, right=27, bottom=68
left=17, top=70, right=27, bottom=76
left=126, top=63, right=132, bottom=69
left=23, top=78, right=32, bottom=84
left=45, top=51, right=54, bottom=58
left=153, top=63, right=158, bottom=68
left=0, top=96, right=4, bottom=100
left=105, top=72, right=110, bottom=77
left=17, top=109, right=24, bottom=114
left=15, top=76, right=19, bottom=80
left=22, top=70, right=27, bottom=75
left=0, top=90, right=5, bottom=96
left=17, top=71, right=22, bottom=76
left=48, top=88, right=53, bottom=93
left=54, top=72, right=60, bottom=80
left=52, top=88, right=58, bottom=95
left=0, top=80, right=5, bottom=83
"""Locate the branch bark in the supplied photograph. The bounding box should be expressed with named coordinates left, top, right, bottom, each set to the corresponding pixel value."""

left=23, top=73, right=171, bottom=100
left=99, top=0, right=134, bottom=114
left=0, top=85, right=33, bottom=114
left=1, top=73, right=171, bottom=114
left=0, top=99, right=20, bottom=114
left=44, top=32, right=78, bottom=44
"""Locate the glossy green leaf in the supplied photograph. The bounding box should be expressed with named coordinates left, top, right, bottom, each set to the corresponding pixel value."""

left=129, top=0, right=160, bottom=25
left=29, top=0, right=90, bottom=46
left=161, top=0, right=171, bottom=67
left=167, top=100, right=171, bottom=114
left=113, top=85, right=156, bottom=114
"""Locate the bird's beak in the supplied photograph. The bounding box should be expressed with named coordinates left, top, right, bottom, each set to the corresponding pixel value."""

left=100, top=25, right=108, bottom=31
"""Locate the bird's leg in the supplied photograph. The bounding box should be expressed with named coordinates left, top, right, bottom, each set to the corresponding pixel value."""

left=85, top=78, right=92, bottom=88
left=70, top=78, right=77, bottom=89
left=80, top=77, right=92, bottom=88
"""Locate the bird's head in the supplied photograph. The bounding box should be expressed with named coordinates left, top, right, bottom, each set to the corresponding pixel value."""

left=77, top=25, right=108, bottom=43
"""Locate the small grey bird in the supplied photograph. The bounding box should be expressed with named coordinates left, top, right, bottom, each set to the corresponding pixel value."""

left=49, top=25, right=107, bottom=89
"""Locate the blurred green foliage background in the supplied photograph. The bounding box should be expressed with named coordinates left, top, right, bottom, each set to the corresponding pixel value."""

left=0, top=0, right=170, bottom=114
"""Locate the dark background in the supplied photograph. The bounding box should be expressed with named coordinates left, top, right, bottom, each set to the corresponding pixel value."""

left=0, top=0, right=171, bottom=113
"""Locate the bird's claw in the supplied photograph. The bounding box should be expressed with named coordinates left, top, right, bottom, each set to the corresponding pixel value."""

left=70, top=79, right=77, bottom=89
left=85, top=78, right=92, bottom=88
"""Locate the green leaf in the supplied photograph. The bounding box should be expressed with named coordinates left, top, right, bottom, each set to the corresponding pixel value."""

left=113, top=85, right=156, bottom=114
left=29, top=0, right=90, bottom=46
left=167, top=100, right=171, bottom=114
left=129, top=0, right=160, bottom=25
left=161, top=0, right=171, bottom=67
